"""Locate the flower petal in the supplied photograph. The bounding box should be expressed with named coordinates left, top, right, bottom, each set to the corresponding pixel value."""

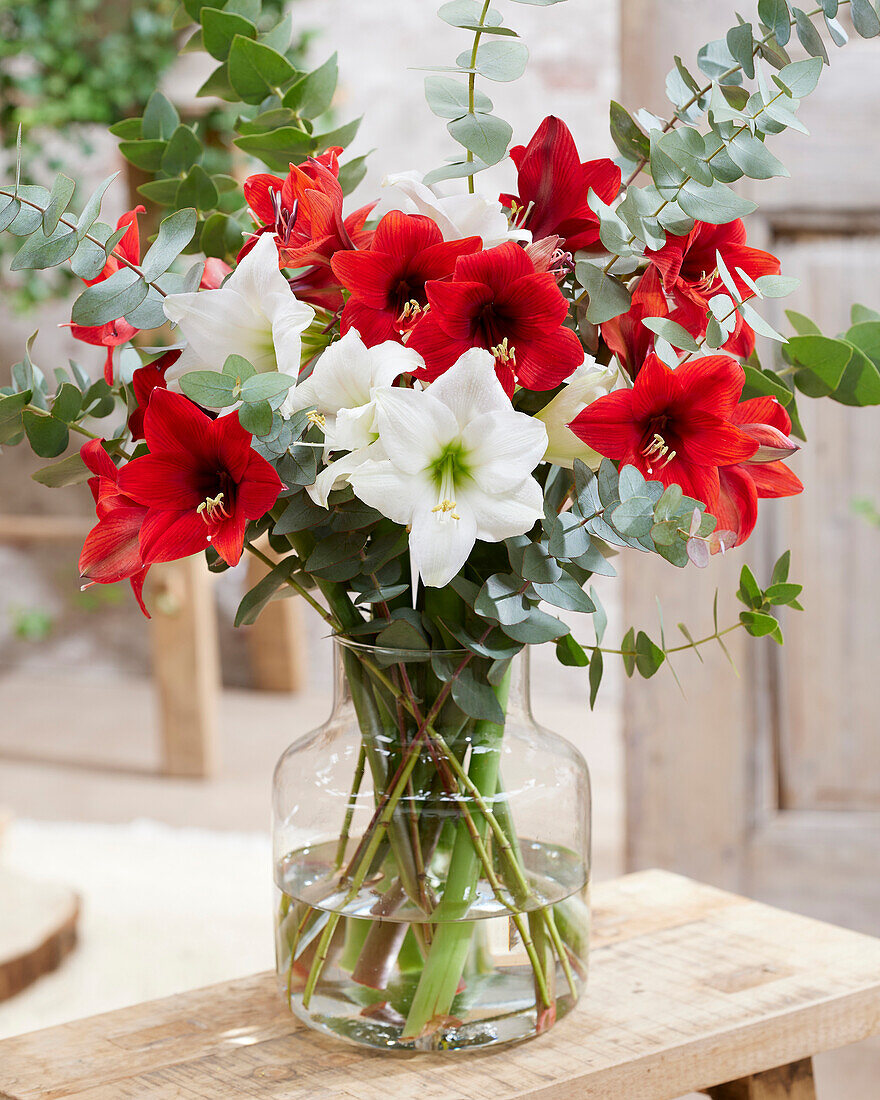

left=465, top=476, right=544, bottom=543
left=632, top=353, right=681, bottom=421
left=461, top=410, right=547, bottom=493
left=79, top=508, right=146, bottom=583
left=512, top=327, right=584, bottom=390
left=409, top=496, right=477, bottom=588
left=371, top=387, right=458, bottom=473
left=674, top=354, right=745, bottom=419
left=569, top=389, right=638, bottom=459
left=348, top=459, right=427, bottom=526
left=426, top=347, right=515, bottom=422
left=717, top=464, right=759, bottom=546
left=139, top=509, right=209, bottom=564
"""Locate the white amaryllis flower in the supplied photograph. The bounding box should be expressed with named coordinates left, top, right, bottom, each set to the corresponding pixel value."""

left=374, top=170, right=530, bottom=249
left=288, top=329, right=424, bottom=506
left=534, top=356, right=622, bottom=470
left=349, top=348, right=547, bottom=589
left=162, top=233, right=315, bottom=414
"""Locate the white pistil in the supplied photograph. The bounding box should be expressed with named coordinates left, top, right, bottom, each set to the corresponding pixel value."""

left=431, top=460, right=460, bottom=522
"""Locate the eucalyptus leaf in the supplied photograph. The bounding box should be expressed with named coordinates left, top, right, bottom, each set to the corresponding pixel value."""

left=71, top=268, right=147, bottom=327
left=457, top=39, right=529, bottom=81
left=447, top=111, right=512, bottom=166
left=140, top=209, right=198, bottom=281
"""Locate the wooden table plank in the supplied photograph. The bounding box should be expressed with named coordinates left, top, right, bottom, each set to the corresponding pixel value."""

left=3, top=871, right=880, bottom=1100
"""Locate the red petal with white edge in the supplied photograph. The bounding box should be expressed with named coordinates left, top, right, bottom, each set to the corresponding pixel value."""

left=514, top=327, right=584, bottom=391
left=496, top=272, right=569, bottom=336
left=141, top=389, right=218, bottom=467
left=675, top=355, right=745, bottom=419
left=79, top=508, right=146, bottom=584
left=515, top=117, right=583, bottom=238
left=717, top=464, right=759, bottom=545
left=331, top=250, right=399, bottom=307
left=244, top=173, right=285, bottom=226
left=740, top=422, right=799, bottom=463
left=678, top=411, right=758, bottom=466
left=407, top=314, right=473, bottom=380
left=748, top=460, right=804, bottom=499
left=732, top=396, right=791, bottom=433
left=118, top=456, right=205, bottom=510
left=340, top=299, right=402, bottom=346
left=210, top=514, right=248, bottom=567
left=139, top=509, right=209, bottom=564
left=372, top=211, right=442, bottom=257
left=424, top=280, right=493, bottom=339
left=236, top=452, right=284, bottom=519
left=569, top=389, right=638, bottom=459
left=632, top=353, right=681, bottom=421
left=455, top=241, right=532, bottom=292
left=80, top=439, right=118, bottom=482
left=214, top=410, right=256, bottom=484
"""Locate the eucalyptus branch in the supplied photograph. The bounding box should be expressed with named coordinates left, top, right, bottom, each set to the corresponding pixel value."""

left=0, top=187, right=167, bottom=297
left=621, top=1, right=852, bottom=188
left=465, top=0, right=494, bottom=194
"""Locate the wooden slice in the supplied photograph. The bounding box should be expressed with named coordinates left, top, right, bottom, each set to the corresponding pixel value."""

left=0, top=870, right=79, bottom=1002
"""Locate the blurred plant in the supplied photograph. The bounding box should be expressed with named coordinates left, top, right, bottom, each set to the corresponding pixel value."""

left=0, top=0, right=311, bottom=311
left=852, top=497, right=880, bottom=528
left=9, top=605, right=54, bottom=641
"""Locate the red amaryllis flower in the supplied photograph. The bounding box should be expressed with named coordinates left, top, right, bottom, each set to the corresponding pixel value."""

left=69, top=205, right=145, bottom=384
left=240, top=148, right=374, bottom=309
left=408, top=241, right=583, bottom=395
left=78, top=439, right=150, bottom=617
left=570, top=353, right=758, bottom=514
left=600, top=266, right=668, bottom=380
left=715, top=397, right=803, bottom=546
left=646, top=220, right=781, bottom=357
left=127, top=348, right=181, bottom=440
left=330, top=211, right=481, bottom=346
left=117, top=389, right=283, bottom=568
left=499, top=116, right=621, bottom=253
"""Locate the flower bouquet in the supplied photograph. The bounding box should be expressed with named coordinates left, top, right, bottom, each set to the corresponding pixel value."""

left=2, top=0, right=879, bottom=1053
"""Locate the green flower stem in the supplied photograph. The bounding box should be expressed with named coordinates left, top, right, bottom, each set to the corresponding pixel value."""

left=465, top=0, right=493, bottom=195
left=334, top=743, right=366, bottom=870
left=300, top=720, right=433, bottom=1008
left=402, top=670, right=515, bottom=1039
left=435, top=737, right=578, bottom=998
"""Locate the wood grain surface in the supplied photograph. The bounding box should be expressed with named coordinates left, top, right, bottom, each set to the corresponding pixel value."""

left=2, top=871, right=880, bottom=1099
left=0, top=871, right=79, bottom=1004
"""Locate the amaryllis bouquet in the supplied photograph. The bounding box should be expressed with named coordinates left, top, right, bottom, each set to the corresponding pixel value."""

left=2, top=0, right=878, bottom=1053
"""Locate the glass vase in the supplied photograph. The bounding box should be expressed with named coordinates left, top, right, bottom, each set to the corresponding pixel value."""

left=272, top=637, right=591, bottom=1052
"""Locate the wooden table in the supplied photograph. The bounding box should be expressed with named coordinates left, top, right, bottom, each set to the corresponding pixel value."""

left=2, top=870, right=880, bottom=1100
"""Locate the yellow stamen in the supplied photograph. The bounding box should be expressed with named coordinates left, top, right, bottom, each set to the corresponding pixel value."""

left=491, top=337, right=516, bottom=365
left=431, top=499, right=460, bottom=521
left=397, top=299, right=424, bottom=324
left=307, top=410, right=326, bottom=429
left=196, top=492, right=230, bottom=523
left=641, top=433, right=676, bottom=475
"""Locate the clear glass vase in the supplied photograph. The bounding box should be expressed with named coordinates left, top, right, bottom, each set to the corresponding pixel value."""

left=272, top=637, right=591, bottom=1052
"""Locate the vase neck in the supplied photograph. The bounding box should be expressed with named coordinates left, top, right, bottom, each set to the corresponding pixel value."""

left=331, top=639, right=532, bottom=717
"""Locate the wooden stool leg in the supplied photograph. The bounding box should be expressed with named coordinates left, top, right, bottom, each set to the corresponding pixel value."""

left=246, top=538, right=307, bottom=693
left=705, top=1058, right=817, bottom=1099
left=149, top=557, right=220, bottom=778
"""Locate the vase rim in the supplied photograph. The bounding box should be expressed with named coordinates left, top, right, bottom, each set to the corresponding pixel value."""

left=333, top=634, right=471, bottom=660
